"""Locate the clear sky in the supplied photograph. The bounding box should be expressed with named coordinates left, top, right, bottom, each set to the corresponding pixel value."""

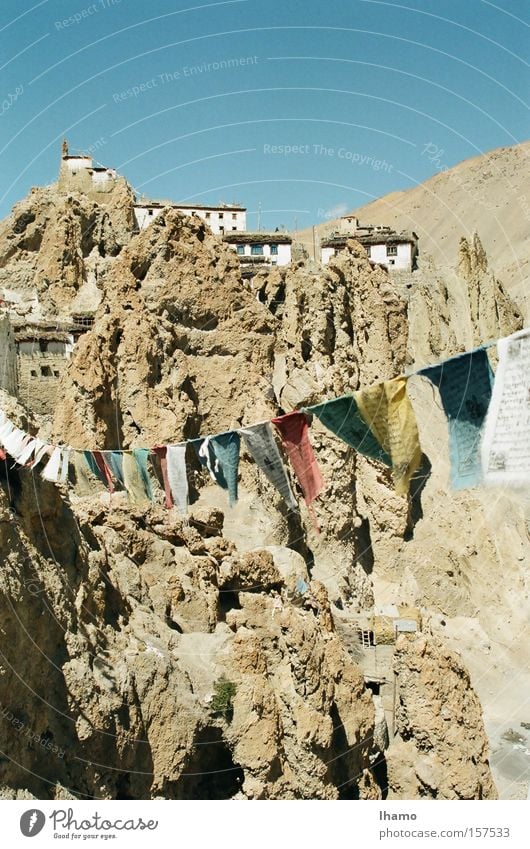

left=1, top=0, right=528, bottom=229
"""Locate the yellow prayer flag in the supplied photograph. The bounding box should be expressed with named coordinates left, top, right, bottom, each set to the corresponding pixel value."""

left=354, top=376, right=422, bottom=496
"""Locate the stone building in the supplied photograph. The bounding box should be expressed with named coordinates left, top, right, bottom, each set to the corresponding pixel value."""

left=58, top=139, right=128, bottom=201
left=321, top=219, right=418, bottom=272
left=0, top=313, right=18, bottom=397
left=337, top=605, right=422, bottom=740
left=11, top=319, right=90, bottom=416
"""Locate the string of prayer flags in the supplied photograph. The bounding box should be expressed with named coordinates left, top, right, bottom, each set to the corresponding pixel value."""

left=3, top=328, right=530, bottom=522
left=306, top=394, right=392, bottom=465
left=355, top=377, right=422, bottom=496
left=271, top=412, right=324, bottom=511
left=419, top=348, right=493, bottom=489
left=240, top=422, right=298, bottom=510
left=481, top=328, right=530, bottom=484
left=166, top=445, right=188, bottom=515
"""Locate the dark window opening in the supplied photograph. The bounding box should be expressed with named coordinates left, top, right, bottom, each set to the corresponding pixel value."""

left=270, top=244, right=278, bottom=255
left=41, top=366, right=53, bottom=377
left=217, top=590, right=241, bottom=623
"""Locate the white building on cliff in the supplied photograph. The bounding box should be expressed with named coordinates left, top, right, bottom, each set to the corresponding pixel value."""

left=134, top=201, right=246, bottom=234
left=321, top=217, right=418, bottom=272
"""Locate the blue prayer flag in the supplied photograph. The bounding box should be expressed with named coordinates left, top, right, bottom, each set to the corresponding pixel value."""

left=419, top=348, right=493, bottom=489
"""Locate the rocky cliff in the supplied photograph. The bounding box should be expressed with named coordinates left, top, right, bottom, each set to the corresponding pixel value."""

left=1, top=162, right=524, bottom=799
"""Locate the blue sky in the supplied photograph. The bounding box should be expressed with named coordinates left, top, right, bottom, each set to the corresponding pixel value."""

left=1, top=0, right=528, bottom=229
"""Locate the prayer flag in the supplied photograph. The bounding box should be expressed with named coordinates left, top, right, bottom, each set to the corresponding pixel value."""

left=210, top=432, right=241, bottom=505
left=420, top=348, right=493, bottom=489
left=93, top=451, right=115, bottom=493
left=240, top=422, right=298, bottom=510
left=166, top=445, right=189, bottom=516
left=355, top=377, right=422, bottom=496
left=153, top=446, right=173, bottom=508
left=271, top=412, right=323, bottom=507
left=481, top=328, right=530, bottom=484
left=133, top=449, right=154, bottom=502
left=41, top=447, right=62, bottom=482
left=101, top=451, right=124, bottom=486
left=122, top=452, right=150, bottom=503
left=306, top=395, right=392, bottom=465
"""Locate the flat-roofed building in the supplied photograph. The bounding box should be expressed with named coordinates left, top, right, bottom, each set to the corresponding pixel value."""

left=134, top=201, right=246, bottom=234
left=223, top=232, right=292, bottom=276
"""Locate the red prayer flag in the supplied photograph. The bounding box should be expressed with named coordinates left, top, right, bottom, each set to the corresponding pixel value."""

left=153, top=446, right=173, bottom=509
left=93, top=451, right=115, bottom=494
left=271, top=412, right=324, bottom=514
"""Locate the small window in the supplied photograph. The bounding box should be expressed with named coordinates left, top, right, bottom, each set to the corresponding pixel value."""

left=53, top=370, right=60, bottom=377
left=236, top=245, right=245, bottom=255
left=251, top=244, right=263, bottom=255
left=219, top=225, right=224, bottom=232
left=218, top=212, right=224, bottom=219
left=270, top=244, right=278, bottom=255
left=232, top=213, right=237, bottom=220
left=148, top=209, right=154, bottom=216
left=41, top=366, right=52, bottom=377
left=73, top=314, right=94, bottom=328
left=386, top=244, right=398, bottom=256
left=205, top=212, right=211, bottom=219
left=30, top=369, right=37, bottom=377
left=232, top=226, right=237, bottom=231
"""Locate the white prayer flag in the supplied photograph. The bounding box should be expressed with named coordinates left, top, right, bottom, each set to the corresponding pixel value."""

left=167, top=445, right=189, bottom=516
left=41, top=447, right=62, bottom=482
left=240, top=422, right=298, bottom=510
left=481, top=328, right=530, bottom=484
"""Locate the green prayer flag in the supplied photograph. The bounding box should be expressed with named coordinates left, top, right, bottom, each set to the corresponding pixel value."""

left=306, top=394, right=392, bottom=466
